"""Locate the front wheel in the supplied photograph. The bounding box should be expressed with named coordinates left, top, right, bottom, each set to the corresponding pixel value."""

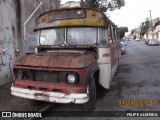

left=83, top=77, right=96, bottom=111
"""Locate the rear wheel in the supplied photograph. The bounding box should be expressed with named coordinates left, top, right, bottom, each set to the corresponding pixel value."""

left=83, top=77, right=96, bottom=111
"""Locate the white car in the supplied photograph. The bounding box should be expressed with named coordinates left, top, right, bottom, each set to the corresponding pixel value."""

left=120, top=42, right=126, bottom=54
left=135, top=38, right=140, bottom=41
left=120, top=41, right=127, bottom=46
left=148, top=39, right=158, bottom=46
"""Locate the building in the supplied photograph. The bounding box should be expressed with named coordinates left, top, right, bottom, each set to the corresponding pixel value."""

left=153, top=18, right=160, bottom=42
left=146, top=18, right=160, bottom=40
left=156, top=25, right=160, bottom=42
left=132, top=27, right=141, bottom=40
left=140, top=18, right=160, bottom=41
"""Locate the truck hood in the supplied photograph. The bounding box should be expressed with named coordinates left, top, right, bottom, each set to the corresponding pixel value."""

left=13, top=51, right=96, bottom=69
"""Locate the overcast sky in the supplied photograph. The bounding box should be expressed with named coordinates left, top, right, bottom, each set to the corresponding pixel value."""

left=61, top=0, right=160, bottom=32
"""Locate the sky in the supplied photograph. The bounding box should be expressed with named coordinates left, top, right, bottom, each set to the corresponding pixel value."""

left=61, top=0, right=160, bottom=32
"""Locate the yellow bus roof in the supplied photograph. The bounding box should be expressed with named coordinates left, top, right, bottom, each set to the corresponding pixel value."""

left=34, top=7, right=115, bottom=31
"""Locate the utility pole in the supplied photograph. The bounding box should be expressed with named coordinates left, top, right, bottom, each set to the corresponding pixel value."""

left=148, top=10, right=153, bottom=31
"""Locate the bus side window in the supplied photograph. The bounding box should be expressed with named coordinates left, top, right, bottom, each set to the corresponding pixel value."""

left=111, top=26, right=116, bottom=44
left=108, top=35, right=112, bottom=45
left=108, top=26, right=113, bottom=45
left=99, top=28, right=108, bottom=47
left=115, top=29, right=118, bottom=43
left=113, top=28, right=117, bottom=43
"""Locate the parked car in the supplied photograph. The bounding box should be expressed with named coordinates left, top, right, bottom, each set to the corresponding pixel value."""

left=120, top=40, right=127, bottom=46
left=135, top=38, right=140, bottom=41
left=148, top=39, right=158, bottom=46
left=120, top=42, right=126, bottom=54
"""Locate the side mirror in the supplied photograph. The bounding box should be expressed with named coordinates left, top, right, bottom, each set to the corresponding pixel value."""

left=15, top=49, right=20, bottom=57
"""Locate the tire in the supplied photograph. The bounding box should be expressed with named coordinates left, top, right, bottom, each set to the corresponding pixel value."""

left=83, top=77, right=96, bottom=111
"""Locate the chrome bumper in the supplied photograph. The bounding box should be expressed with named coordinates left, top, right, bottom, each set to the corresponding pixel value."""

left=11, top=86, right=89, bottom=104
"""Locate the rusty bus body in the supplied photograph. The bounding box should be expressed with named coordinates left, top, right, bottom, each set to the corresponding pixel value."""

left=11, top=8, right=121, bottom=110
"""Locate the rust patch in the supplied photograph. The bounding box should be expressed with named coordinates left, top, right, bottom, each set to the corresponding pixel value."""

left=35, top=92, right=49, bottom=97
left=13, top=52, right=96, bottom=69
left=34, top=8, right=108, bottom=30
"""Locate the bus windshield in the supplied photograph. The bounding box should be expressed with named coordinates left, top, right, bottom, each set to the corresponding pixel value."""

left=39, top=27, right=97, bottom=46
left=40, top=28, right=65, bottom=45
left=67, top=27, right=97, bottom=45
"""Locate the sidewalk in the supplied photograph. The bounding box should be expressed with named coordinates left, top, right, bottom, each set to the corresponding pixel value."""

left=0, top=83, right=49, bottom=111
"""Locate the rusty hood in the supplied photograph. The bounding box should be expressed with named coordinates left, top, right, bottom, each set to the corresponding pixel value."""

left=13, top=50, right=96, bottom=69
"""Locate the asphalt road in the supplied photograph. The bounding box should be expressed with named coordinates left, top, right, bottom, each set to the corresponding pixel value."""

left=40, top=40, right=160, bottom=120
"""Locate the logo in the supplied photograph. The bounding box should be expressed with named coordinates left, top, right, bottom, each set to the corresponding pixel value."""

left=1, top=112, right=42, bottom=118
left=2, top=112, right=11, bottom=117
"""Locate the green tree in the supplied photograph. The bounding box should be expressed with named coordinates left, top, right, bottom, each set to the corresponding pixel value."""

left=141, top=18, right=150, bottom=36
left=119, top=27, right=128, bottom=38
left=81, top=0, right=125, bottom=12
left=130, top=29, right=135, bottom=35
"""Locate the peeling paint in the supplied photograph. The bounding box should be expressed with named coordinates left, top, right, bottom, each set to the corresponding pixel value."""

left=14, top=51, right=96, bottom=69
left=34, top=8, right=108, bottom=30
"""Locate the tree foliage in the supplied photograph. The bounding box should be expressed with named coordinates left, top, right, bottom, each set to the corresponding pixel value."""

left=81, top=0, right=125, bottom=12
left=130, top=29, right=135, bottom=35
left=118, top=27, right=128, bottom=38
left=141, top=18, right=150, bottom=36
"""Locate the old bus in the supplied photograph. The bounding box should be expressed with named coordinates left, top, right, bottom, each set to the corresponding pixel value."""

left=11, top=8, right=121, bottom=111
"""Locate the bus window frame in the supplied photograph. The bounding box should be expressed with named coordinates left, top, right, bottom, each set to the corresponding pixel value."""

left=39, top=27, right=65, bottom=46
left=38, top=27, right=98, bottom=47
left=111, top=26, right=116, bottom=44
left=108, top=25, right=113, bottom=45
left=98, top=27, right=109, bottom=48
left=113, top=27, right=117, bottom=43
left=66, top=26, right=98, bottom=46
left=115, top=30, right=119, bottom=43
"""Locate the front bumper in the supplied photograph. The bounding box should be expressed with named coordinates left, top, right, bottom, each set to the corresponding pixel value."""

left=148, top=42, right=157, bottom=45
left=11, top=86, right=89, bottom=104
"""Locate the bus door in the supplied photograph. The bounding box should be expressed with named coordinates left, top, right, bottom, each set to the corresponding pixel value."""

left=97, top=28, right=111, bottom=89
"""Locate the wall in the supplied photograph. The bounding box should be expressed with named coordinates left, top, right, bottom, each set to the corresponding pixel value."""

left=20, top=0, right=60, bottom=54
left=0, top=0, right=60, bottom=86
left=0, top=0, right=20, bottom=85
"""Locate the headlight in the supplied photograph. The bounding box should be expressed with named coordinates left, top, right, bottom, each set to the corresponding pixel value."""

left=67, top=73, right=79, bottom=84
left=67, top=74, right=76, bottom=83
